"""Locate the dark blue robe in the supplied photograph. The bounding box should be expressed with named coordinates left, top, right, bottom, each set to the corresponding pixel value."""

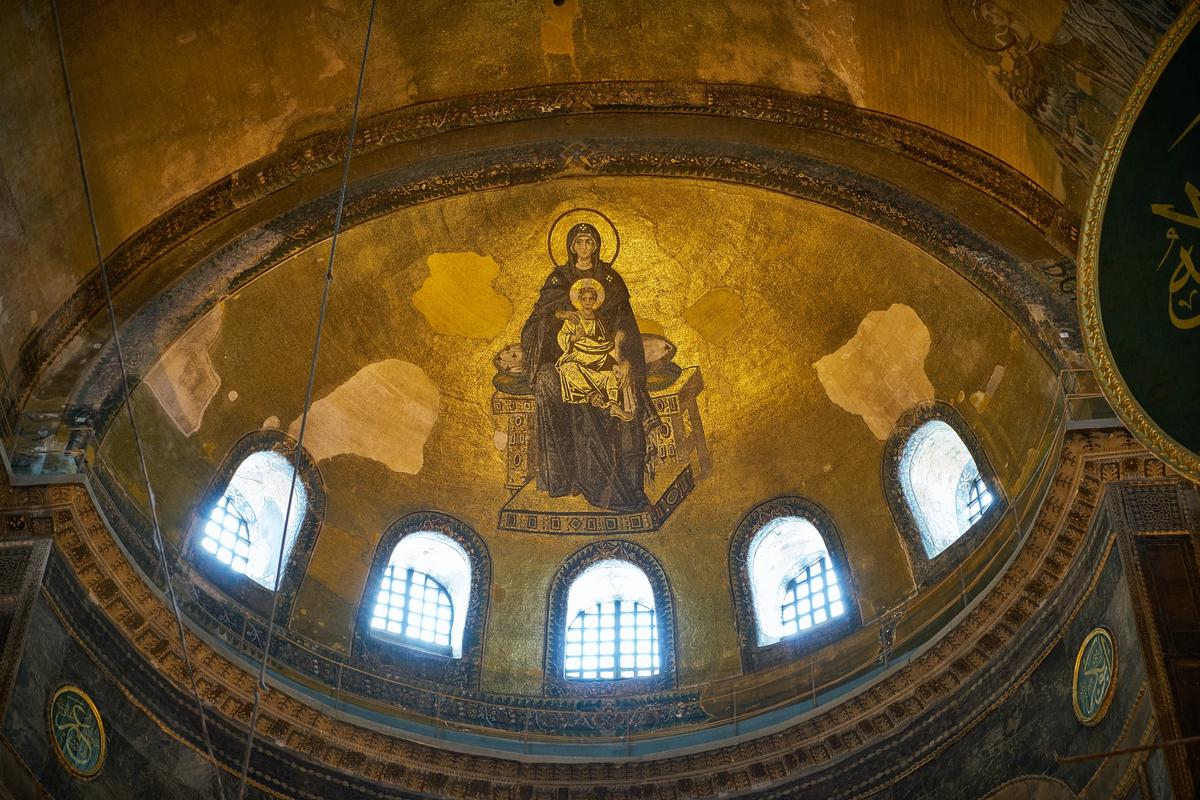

left=519, top=260, right=655, bottom=512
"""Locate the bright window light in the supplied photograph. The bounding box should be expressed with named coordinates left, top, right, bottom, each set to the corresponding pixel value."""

left=748, top=516, right=844, bottom=645
left=369, top=532, right=471, bottom=658
left=900, top=420, right=993, bottom=558
left=564, top=560, right=660, bottom=680
left=201, top=451, right=305, bottom=590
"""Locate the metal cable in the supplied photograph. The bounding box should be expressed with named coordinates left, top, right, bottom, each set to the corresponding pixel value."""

left=235, top=2, right=377, bottom=797
left=48, top=1, right=228, bottom=796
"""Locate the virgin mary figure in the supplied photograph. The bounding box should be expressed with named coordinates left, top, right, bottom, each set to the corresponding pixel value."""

left=520, top=222, right=658, bottom=512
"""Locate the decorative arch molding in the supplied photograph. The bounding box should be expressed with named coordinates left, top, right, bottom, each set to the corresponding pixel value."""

left=182, top=428, right=325, bottom=623
left=352, top=511, right=491, bottom=689
left=729, top=496, right=861, bottom=673
left=72, top=131, right=1073, bottom=437
left=882, top=401, right=1007, bottom=588
left=44, top=83, right=1077, bottom=435
left=544, top=539, right=678, bottom=697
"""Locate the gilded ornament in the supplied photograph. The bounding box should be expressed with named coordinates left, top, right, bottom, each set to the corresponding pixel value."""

left=1072, top=627, right=1117, bottom=726
left=47, top=685, right=106, bottom=779
left=1077, top=4, right=1200, bottom=483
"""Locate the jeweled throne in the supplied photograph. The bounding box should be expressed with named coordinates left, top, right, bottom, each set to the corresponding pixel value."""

left=491, top=334, right=709, bottom=533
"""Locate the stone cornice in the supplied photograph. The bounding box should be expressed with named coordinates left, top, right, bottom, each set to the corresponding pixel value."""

left=0, top=431, right=1161, bottom=797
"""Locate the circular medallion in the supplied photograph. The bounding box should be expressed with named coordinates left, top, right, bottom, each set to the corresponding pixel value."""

left=1077, top=5, right=1200, bottom=483
left=1072, top=628, right=1117, bottom=726
left=47, top=685, right=106, bottom=779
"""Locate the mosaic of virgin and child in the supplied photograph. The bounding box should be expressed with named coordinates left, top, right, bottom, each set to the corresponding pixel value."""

left=514, top=222, right=664, bottom=513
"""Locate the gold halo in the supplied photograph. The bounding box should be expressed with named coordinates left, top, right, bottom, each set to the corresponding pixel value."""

left=569, top=278, right=605, bottom=311
left=548, top=207, right=620, bottom=266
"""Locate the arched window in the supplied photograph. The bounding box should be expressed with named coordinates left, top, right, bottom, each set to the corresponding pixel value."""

left=884, top=403, right=1005, bottom=587
left=353, top=513, right=490, bottom=689
left=900, top=420, right=993, bottom=558
left=369, top=531, right=471, bottom=658
left=199, top=450, right=306, bottom=590
left=545, top=540, right=676, bottom=696
left=563, top=560, right=660, bottom=680
left=748, top=517, right=845, bottom=646
left=186, top=430, right=325, bottom=622
left=730, top=498, right=859, bottom=671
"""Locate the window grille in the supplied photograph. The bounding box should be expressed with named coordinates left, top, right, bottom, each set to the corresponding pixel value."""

left=780, top=555, right=845, bottom=637
left=197, top=450, right=306, bottom=590
left=964, top=473, right=993, bottom=525
left=200, top=493, right=253, bottom=577
left=900, top=419, right=991, bottom=558
left=564, top=599, right=659, bottom=680
left=370, top=565, right=454, bottom=653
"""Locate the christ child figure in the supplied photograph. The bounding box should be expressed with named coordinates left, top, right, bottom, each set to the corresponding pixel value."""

left=555, top=278, right=635, bottom=421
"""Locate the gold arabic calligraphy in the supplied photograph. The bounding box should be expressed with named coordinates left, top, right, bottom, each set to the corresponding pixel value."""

left=1078, top=636, right=1113, bottom=716
left=1152, top=181, right=1200, bottom=330
left=53, top=696, right=100, bottom=768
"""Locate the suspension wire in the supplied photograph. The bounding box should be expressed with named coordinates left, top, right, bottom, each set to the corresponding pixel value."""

left=235, top=2, right=377, bottom=797
left=48, top=1, right=228, bottom=796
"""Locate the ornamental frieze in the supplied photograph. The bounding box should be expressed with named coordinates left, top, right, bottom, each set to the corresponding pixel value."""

left=0, top=430, right=1170, bottom=798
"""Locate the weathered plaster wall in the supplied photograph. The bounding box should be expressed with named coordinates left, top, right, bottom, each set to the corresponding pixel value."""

left=98, top=177, right=1061, bottom=694
left=52, top=0, right=1074, bottom=255
left=1, top=591, right=235, bottom=799
left=0, top=0, right=92, bottom=375
left=3, top=0, right=1173, bottom=416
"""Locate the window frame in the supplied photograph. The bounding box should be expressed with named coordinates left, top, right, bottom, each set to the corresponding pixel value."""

left=563, top=594, right=660, bottom=681
left=352, top=512, right=490, bottom=689
left=883, top=402, right=1007, bottom=589
left=544, top=540, right=677, bottom=697
left=729, top=497, right=861, bottom=672
left=779, top=552, right=846, bottom=639
left=184, top=430, right=324, bottom=623
left=369, top=565, right=456, bottom=657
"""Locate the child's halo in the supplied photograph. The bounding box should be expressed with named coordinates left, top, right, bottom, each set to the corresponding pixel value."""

left=569, top=278, right=605, bottom=311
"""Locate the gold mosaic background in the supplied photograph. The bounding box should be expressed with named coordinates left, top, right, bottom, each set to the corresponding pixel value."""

left=5, top=0, right=1173, bottom=372
left=100, top=177, right=1061, bottom=693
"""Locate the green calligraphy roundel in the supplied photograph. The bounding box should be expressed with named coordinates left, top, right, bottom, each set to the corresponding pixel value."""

left=48, top=685, right=106, bottom=779
left=1072, top=628, right=1117, bottom=726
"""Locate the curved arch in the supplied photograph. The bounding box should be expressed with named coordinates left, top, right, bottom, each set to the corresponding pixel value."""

left=66, top=101, right=1074, bottom=438
left=352, top=511, right=491, bottom=688
left=544, top=540, right=677, bottom=696
left=183, top=428, right=325, bottom=623
left=729, top=497, right=861, bottom=672
left=979, top=776, right=1075, bottom=800
left=883, top=401, right=1006, bottom=588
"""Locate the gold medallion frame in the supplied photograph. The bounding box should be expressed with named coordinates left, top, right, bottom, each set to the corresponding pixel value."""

left=1072, top=627, right=1118, bottom=727
left=1077, top=3, right=1200, bottom=483
left=47, top=684, right=107, bottom=780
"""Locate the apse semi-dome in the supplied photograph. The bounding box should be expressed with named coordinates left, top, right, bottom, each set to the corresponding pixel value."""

left=1, top=2, right=1187, bottom=798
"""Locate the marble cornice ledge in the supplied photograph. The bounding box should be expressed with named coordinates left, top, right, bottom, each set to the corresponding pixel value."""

left=0, top=431, right=1163, bottom=798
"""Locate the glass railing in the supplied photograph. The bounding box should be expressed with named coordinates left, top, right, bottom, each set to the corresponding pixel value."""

left=2, top=409, right=93, bottom=483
